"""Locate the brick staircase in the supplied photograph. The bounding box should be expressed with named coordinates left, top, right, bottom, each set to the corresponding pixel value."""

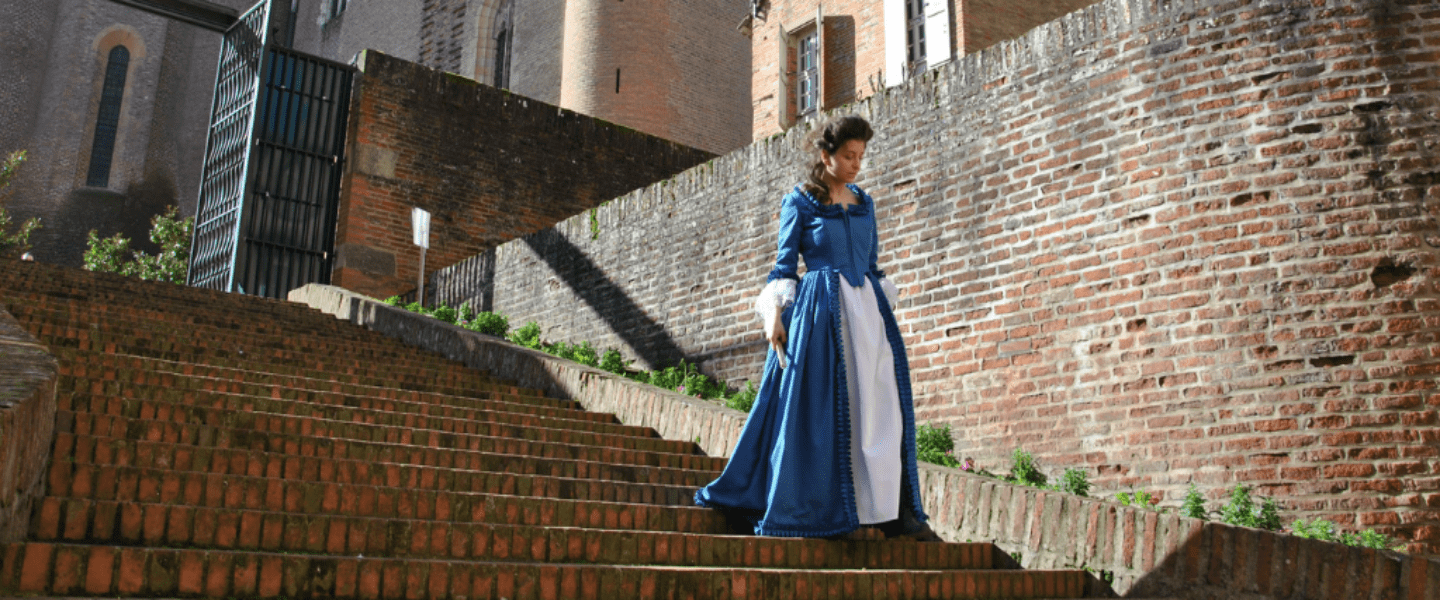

left=0, top=261, right=1093, bottom=599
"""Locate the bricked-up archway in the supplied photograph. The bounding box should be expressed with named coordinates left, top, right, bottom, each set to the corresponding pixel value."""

left=460, top=0, right=1440, bottom=553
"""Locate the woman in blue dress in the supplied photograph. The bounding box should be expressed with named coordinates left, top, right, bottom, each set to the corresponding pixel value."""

left=695, top=115, right=939, bottom=541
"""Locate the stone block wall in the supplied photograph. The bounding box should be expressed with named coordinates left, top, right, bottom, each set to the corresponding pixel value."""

left=442, top=0, right=1440, bottom=552
left=332, top=50, right=715, bottom=300
left=0, top=305, right=57, bottom=543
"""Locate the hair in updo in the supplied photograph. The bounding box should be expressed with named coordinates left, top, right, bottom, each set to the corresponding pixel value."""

left=802, top=115, right=874, bottom=205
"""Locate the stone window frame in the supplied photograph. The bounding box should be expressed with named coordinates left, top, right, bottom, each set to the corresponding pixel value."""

left=85, top=45, right=130, bottom=189
left=78, top=26, right=147, bottom=192
left=883, top=0, right=951, bottom=87
left=490, top=0, right=514, bottom=89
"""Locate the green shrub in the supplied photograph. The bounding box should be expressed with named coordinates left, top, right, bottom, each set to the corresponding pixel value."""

left=916, top=423, right=961, bottom=468
left=1291, top=519, right=1397, bottom=550
left=0, top=150, right=41, bottom=259
left=1182, top=484, right=1208, bottom=520
left=83, top=205, right=192, bottom=283
left=725, top=381, right=758, bottom=412
left=1218, top=485, right=1281, bottom=531
left=509, top=322, right=542, bottom=349
left=465, top=312, right=509, bottom=337
left=1060, top=468, right=1091, bottom=498
left=650, top=364, right=686, bottom=391
left=1117, top=489, right=1156, bottom=510
left=383, top=296, right=404, bottom=307
left=1009, top=449, right=1047, bottom=487
left=570, top=341, right=600, bottom=367
left=430, top=305, right=459, bottom=324
left=599, top=349, right=628, bottom=375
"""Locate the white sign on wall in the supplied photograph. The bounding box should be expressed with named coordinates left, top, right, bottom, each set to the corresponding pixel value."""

left=412, top=207, right=431, bottom=248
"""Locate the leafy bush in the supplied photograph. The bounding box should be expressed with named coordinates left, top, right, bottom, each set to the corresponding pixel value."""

left=1290, top=519, right=1397, bottom=550
left=916, top=423, right=961, bottom=468
left=599, top=349, right=628, bottom=375
left=569, top=341, right=600, bottom=367
left=83, top=205, right=193, bottom=283
left=509, top=322, right=542, bottom=349
left=1117, top=489, right=1156, bottom=510
left=1182, top=484, right=1208, bottom=520
left=0, top=150, right=40, bottom=259
left=1009, top=449, right=1047, bottom=487
left=1060, top=468, right=1091, bottom=498
left=725, top=381, right=758, bottom=412
left=466, top=311, right=509, bottom=337
left=649, top=364, right=687, bottom=391
left=383, top=296, right=404, bottom=307
left=430, top=305, right=459, bottom=324
left=1218, top=485, right=1281, bottom=531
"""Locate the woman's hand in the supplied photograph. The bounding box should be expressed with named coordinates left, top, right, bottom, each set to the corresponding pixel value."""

left=769, top=311, right=787, bottom=367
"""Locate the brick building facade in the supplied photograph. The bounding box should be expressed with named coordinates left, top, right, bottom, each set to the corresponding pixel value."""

left=749, top=0, right=1102, bottom=139
left=436, top=0, right=1440, bottom=553
left=291, top=0, right=753, bottom=155
left=0, top=0, right=256, bottom=266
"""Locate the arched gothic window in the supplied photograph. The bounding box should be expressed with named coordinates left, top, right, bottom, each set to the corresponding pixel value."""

left=492, top=0, right=514, bottom=89
left=87, top=45, right=129, bottom=188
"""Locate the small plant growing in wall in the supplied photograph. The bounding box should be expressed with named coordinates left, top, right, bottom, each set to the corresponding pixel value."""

left=1116, top=489, right=1158, bottom=511
left=1008, top=449, right=1048, bottom=488
left=0, top=150, right=40, bottom=259
left=1217, top=484, right=1281, bottom=531
left=916, top=423, right=962, bottom=468
left=1181, top=484, right=1208, bottom=520
left=1059, top=468, right=1091, bottom=498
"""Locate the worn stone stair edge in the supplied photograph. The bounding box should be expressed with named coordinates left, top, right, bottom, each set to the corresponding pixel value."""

left=290, top=284, right=751, bottom=461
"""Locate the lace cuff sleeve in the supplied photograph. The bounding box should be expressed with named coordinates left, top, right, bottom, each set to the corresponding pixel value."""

left=754, top=278, right=797, bottom=341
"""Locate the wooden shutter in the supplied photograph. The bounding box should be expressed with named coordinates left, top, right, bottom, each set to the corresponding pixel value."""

left=883, top=0, right=906, bottom=86
left=924, top=0, right=952, bottom=67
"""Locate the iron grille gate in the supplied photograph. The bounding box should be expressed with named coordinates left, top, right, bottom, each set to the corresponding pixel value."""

left=188, top=0, right=354, bottom=298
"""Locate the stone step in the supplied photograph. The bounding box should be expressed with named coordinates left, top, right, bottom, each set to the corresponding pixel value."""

left=58, top=376, right=654, bottom=448
left=57, top=429, right=715, bottom=491
left=44, top=461, right=734, bottom=536
left=31, top=498, right=995, bottom=571
left=52, top=438, right=702, bottom=510
left=0, top=542, right=1087, bottom=599
left=55, top=389, right=701, bottom=461
left=56, top=408, right=721, bottom=477
left=56, top=362, right=630, bottom=435
left=52, top=347, right=563, bottom=414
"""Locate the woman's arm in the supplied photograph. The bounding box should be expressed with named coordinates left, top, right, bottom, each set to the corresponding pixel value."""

left=756, top=193, right=804, bottom=366
left=865, top=190, right=900, bottom=308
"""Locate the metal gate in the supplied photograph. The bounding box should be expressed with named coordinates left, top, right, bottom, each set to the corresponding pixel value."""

left=188, top=0, right=354, bottom=298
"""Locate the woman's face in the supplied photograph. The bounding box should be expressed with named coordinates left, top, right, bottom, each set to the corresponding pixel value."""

left=823, top=139, right=866, bottom=185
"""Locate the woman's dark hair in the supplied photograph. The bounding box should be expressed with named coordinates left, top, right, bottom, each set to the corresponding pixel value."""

left=803, top=115, right=874, bottom=205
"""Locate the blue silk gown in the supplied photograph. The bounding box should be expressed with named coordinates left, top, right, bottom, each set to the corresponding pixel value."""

left=694, top=184, right=929, bottom=538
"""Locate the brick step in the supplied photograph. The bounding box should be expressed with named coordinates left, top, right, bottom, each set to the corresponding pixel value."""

left=53, top=346, right=560, bottom=411
left=23, top=314, right=503, bottom=387
left=58, top=373, right=654, bottom=446
left=54, top=439, right=701, bottom=511
left=7, top=293, right=376, bottom=343
left=44, top=462, right=733, bottom=536
left=56, top=353, right=611, bottom=427
left=56, top=407, right=723, bottom=473
left=32, top=498, right=994, bottom=571
left=0, top=542, right=1087, bottom=599
left=56, top=387, right=696, bottom=458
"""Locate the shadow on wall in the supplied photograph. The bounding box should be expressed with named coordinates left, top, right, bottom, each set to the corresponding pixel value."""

left=32, top=173, right=176, bottom=267
left=521, top=229, right=689, bottom=370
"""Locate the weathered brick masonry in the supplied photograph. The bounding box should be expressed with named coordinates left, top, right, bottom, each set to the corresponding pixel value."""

left=333, top=51, right=715, bottom=300
left=439, top=0, right=1440, bottom=551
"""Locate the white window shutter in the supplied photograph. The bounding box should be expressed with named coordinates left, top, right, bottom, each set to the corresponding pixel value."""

left=883, top=0, right=906, bottom=87
left=924, top=0, right=952, bottom=67
left=816, top=4, right=825, bottom=110
left=776, top=23, right=791, bottom=127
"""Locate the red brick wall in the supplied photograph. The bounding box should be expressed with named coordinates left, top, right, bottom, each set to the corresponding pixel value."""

left=460, top=0, right=1440, bottom=553
left=332, top=51, right=715, bottom=300
left=0, top=304, right=57, bottom=544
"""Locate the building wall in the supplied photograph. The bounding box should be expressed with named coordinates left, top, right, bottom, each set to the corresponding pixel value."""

left=0, top=0, right=251, bottom=266
left=332, top=51, right=715, bottom=300
left=750, top=0, right=1104, bottom=141
left=442, top=0, right=1440, bottom=553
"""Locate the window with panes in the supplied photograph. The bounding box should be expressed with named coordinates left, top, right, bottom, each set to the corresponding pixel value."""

left=796, top=30, right=819, bottom=116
